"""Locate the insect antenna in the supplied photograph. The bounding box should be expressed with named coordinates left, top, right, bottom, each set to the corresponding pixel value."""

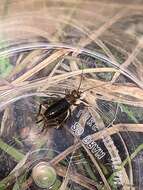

left=74, top=56, right=111, bottom=95
left=77, top=70, right=83, bottom=92
left=77, top=60, right=84, bottom=92
left=81, top=81, right=110, bottom=94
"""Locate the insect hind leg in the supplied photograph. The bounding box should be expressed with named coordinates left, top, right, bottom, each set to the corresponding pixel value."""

left=37, top=104, right=42, bottom=117
left=57, top=109, right=71, bottom=129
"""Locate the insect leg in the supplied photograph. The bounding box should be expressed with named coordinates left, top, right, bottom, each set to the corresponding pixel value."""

left=37, top=104, right=42, bottom=117
left=56, top=110, right=71, bottom=129
left=47, top=119, right=59, bottom=128
left=36, top=103, right=46, bottom=123
left=41, top=102, right=49, bottom=110
left=40, top=124, right=46, bottom=133
left=40, top=121, right=49, bottom=133
left=73, top=103, right=80, bottom=106
left=36, top=105, right=44, bottom=123
left=80, top=99, right=92, bottom=107
left=36, top=118, right=43, bottom=124
left=37, top=113, right=49, bottom=132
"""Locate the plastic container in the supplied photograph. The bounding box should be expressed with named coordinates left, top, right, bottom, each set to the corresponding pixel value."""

left=0, top=1, right=143, bottom=190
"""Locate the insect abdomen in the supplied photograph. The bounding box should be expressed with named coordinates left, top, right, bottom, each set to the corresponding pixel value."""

left=44, top=98, right=70, bottom=120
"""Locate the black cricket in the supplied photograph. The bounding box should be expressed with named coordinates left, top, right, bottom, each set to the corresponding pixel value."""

left=36, top=64, right=104, bottom=132
left=36, top=89, right=82, bottom=132
left=36, top=74, right=107, bottom=132
left=36, top=62, right=86, bottom=133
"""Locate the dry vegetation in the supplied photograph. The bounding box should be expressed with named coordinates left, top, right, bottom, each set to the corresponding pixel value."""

left=0, top=0, right=143, bottom=190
